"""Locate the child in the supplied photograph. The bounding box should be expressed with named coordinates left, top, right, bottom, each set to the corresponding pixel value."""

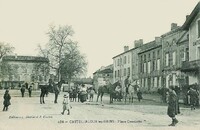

left=3, top=89, right=11, bottom=111
left=61, top=93, right=71, bottom=115
left=137, top=89, right=143, bottom=102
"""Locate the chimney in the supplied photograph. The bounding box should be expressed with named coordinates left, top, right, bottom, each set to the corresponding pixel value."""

left=155, top=37, right=161, bottom=43
left=171, top=23, right=178, bottom=30
left=134, top=39, right=143, bottom=48
left=186, top=15, right=189, bottom=20
left=124, top=46, right=129, bottom=52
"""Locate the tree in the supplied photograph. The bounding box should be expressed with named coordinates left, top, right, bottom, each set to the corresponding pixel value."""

left=60, top=42, right=87, bottom=84
left=39, top=25, right=87, bottom=82
left=0, top=42, right=15, bottom=80
left=0, top=42, right=14, bottom=59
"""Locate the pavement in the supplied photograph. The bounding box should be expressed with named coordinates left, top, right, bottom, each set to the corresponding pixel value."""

left=0, top=90, right=200, bottom=130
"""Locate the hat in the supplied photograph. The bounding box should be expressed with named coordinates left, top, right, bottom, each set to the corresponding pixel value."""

left=64, top=94, right=68, bottom=98
left=5, top=89, right=9, bottom=93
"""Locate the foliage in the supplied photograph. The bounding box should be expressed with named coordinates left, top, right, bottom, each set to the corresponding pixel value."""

left=38, top=25, right=87, bottom=82
left=0, top=42, right=14, bottom=59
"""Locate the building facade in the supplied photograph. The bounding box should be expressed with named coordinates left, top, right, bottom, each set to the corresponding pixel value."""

left=182, top=2, right=200, bottom=85
left=113, top=41, right=143, bottom=88
left=93, top=64, right=113, bottom=91
left=161, top=23, right=188, bottom=88
left=1, top=55, right=49, bottom=89
left=138, top=38, right=162, bottom=92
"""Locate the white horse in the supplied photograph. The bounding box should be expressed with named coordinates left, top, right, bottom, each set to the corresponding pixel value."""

left=124, top=81, right=139, bottom=103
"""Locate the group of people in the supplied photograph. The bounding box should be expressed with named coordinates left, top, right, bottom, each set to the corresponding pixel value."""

left=19, top=82, right=33, bottom=97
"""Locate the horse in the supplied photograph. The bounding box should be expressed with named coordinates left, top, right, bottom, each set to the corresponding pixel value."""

left=40, top=84, right=48, bottom=104
left=96, top=81, right=122, bottom=104
left=124, top=83, right=139, bottom=104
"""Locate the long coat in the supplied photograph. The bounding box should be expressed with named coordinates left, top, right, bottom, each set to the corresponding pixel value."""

left=167, top=90, right=177, bottom=118
left=3, top=93, right=11, bottom=107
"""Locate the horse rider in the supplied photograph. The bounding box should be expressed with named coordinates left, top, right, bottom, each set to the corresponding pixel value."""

left=124, top=75, right=131, bottom=94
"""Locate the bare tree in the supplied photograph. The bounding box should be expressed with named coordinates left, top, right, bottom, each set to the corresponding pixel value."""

left=0, top=42, right=15, bottom=80
left=0, top=42, right=14, bottom=59
left=39, top=25, right=87, bottom=82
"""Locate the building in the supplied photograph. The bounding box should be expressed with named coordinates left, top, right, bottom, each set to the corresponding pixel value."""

left=138, top=37, right=162, bottom=92
left=113, top=41, right=143, bottom=88
left=181, top=2, right=200, bottom=85
left=161, top=23, right=188, bottom=88
left=1, top=55, right=49, bottom=89
left=93, top=64, right=113, bottom=91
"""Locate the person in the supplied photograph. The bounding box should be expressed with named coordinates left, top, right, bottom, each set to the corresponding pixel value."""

left=124, top=76, right=130, bottom=94
left=115, top=84, right=121, bottom=96
left=61, top=93, right=71, bottom=115
left=174, top=86, right=181, bottom=114
left=28, top=84, right=33, bottom=97
left=187, top=86, right=199, bottom=110
left=25, top=82, right=28, bottom=89
left=20, top=85, right=25, bottom=97
left=54, top=82, right=60, bottom=103
left=167, top=86, right=178, bottom=126
left=137, top=89, right=143, bottom=102
left=3, top=89, right=11, bottom=111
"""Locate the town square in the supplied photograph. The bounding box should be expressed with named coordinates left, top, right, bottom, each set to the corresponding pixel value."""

left=0, top=0, right=200, bottom=130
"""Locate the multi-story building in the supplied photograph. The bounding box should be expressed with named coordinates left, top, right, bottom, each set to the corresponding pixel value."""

left=1, top=55, right=49, bottom=89
left=138, top=37, right=162, bottom=92
left=161, top=23, right=188, bottom=88
left=181, top=2, right=200, bottom=85
left=93, top=64, right=113, bottom=91
left=113, top=41, right=143, bottom=88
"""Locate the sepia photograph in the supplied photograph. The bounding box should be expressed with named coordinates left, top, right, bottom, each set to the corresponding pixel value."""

left=0, top=0, right=200, bottom=130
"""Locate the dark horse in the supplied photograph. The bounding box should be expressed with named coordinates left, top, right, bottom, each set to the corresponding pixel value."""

left=40, top=84, right=48, bottom=104
left=96, top=81, right=122, bottom=104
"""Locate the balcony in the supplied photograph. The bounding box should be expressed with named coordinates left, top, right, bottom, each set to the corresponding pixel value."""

left=181, top=59, right=200, bottom=72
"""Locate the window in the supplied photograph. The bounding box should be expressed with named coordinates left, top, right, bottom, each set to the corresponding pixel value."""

left=120, top=58, right=122, bottom=65
left=124, top=68, right=126, bottom=76
left=172, top=51, right=176, bottom=65
left=157, top=77, right=160, bottom=87
left=157, top=50, right=160, bottom=56
left=198, top=20, right=200, bottom=38
left=144, top=78, right=146, bottom=88
left=115, top=71, right=117, bottom=78
left=144, top=54, right=146, bottom=62
left=118, top=59, right=119, bottom=66
left=118, top=70, right=120, bottom=77
left=128, top=55, right=130, bottom=63
left=148, top=53, right=151, bottom=59
left=144, top=63, right=146, bottom=73
left=124, top=56, right=127, bottom=64
left=165, top=53, right=169, bottom=66
left=152, top=60, right=155, bottom=71
left=157, top=59, right=160, bottom=70
left=198, top=46, right=200, bottom=59
left=127, top=67, right=130, bottom=76
left=148, top=61, right=150, bottom=73
left=153, top=51, right=155, bottom=59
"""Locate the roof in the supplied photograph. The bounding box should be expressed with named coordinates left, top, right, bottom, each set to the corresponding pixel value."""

left=138, top=41, right=161, bottom=55
left=182, top=2, right=200, bottom=30
left=112, top=46, right=140, bottom=59
left=2, top=55, right=49, bottom=63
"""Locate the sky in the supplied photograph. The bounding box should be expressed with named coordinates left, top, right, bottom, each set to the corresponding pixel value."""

left=0, top=0, right=199, bottom=77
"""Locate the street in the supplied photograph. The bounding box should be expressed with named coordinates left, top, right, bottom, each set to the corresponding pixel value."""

left=0, top=90, right=200, bottom=130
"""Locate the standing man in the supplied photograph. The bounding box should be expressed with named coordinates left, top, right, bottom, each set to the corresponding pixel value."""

left=54, top=82, right=60, bottom=104
left=28, top=83, right=33, bottom=97
left=167, top=86, right=178, bottom=126
left=20, top=85, right=25, bottom=97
